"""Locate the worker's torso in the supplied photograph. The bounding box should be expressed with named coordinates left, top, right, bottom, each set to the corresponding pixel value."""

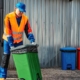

left=3, top=12, right=28, bottom=43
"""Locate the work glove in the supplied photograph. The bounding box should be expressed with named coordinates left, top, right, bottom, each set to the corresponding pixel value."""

left=7, top=36, right=14, bottom=47
left=27, top=34, right=35, bottom=43
left=9, top=43, right=14, bottom=47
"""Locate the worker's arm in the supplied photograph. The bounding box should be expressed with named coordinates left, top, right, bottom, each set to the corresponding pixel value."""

left=4, top=15, right=14, bottom=47
left=24, top=20, right=35, bottom=43
left=4, top=15, right=12, bottom=36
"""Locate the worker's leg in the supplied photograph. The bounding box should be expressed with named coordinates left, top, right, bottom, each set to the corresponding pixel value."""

left=0, top=40, right=10, bottom=80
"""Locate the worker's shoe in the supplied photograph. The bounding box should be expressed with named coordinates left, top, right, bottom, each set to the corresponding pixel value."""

left=0, top=78, right=5, bottom=80
left=0, top=67, right=7, bottom=78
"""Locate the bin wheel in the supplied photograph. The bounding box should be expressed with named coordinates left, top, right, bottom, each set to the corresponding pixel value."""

left=37, top=73, right=41, bottom=80
left=37, top=78, right=41, bottom=80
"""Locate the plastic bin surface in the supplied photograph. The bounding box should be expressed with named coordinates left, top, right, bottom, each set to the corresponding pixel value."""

left=11, top=45, right=42, bottom=80
left=60, top=47, right=76, bottom=70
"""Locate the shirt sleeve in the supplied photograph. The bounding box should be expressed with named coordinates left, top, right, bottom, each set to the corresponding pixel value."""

left=4, top=15, right=14, bottom=47
left=24, top=20, right=35, bottom=43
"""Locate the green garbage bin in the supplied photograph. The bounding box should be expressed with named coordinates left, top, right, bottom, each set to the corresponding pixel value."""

left=11, top=45, right=42, bottom=80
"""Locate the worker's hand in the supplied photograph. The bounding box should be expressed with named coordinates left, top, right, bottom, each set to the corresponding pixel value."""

left=10, top=46, right=14, bottom=49
left=31, top=42, right=36, bottom=45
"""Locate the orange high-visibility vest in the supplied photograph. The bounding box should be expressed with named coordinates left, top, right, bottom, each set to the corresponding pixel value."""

left=3, top=12, right=28, bottom=43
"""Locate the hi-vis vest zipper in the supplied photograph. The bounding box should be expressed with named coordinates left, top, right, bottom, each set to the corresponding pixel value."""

left=3, top=12, right=28, bottom=43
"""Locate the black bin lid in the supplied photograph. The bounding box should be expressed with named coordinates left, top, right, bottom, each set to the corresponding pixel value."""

left=11, top=44, right=38, bottom=54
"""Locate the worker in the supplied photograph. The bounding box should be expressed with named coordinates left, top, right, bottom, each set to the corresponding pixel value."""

left=0, top=2, right=35, bottom=80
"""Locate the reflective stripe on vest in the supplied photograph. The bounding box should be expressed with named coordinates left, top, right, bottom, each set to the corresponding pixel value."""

left=13, top=32, right=23, bottom=34
left=12, top=31, right=23, bottom=40
left=3, top=33, right=11, bottom=41
left=14, top=36, right=22, bottom=40
left=4, top=33, right=11, bottom=37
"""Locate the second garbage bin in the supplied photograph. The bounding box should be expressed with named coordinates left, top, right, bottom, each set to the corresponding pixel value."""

left=11, top=45, right=42, bottom=80
left=60, top=47, right=76, bottom=70
left=77, top=48, right=80, bottom=70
